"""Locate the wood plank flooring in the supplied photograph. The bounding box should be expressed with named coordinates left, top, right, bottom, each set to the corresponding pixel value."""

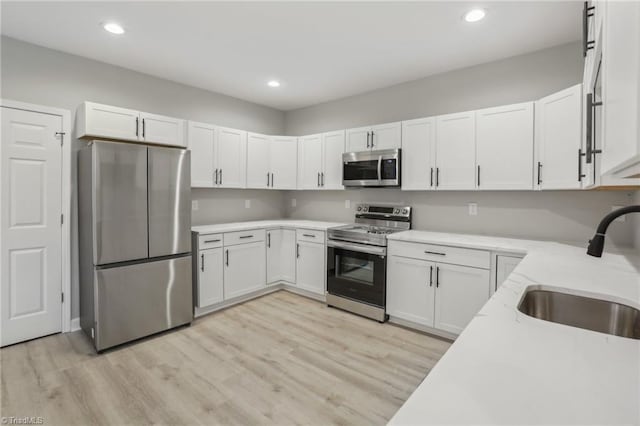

left=1, top=291, right=451, bottom=425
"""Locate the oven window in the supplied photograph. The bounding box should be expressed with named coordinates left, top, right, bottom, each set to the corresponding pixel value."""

left=344, top=160, right=379, bottom=181
left=336, top=254, right=375, bottom=285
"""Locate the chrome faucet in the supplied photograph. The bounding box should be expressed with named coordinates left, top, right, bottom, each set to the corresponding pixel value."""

left=587, top=205, right=640, bottom=257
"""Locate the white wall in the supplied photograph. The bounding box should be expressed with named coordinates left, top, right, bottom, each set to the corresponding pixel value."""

left=1, top=36, right=286, bottom=319
left=284, top=190, right=637, bottom=247
left=284, top=42, right=583, bottom=135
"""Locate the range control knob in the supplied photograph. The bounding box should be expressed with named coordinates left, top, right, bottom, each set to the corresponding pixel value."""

left=402, top=208, right=408, bottom=214
left=393, top=209, right=400, bottom=214
left=357, top=206, right=362, bottom=211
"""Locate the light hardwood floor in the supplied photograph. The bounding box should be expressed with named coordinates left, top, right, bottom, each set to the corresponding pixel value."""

left=1, top=291, right=451, bottom=425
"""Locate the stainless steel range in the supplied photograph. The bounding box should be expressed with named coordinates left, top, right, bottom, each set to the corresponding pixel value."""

left=326, top=204, right=412, bottom=322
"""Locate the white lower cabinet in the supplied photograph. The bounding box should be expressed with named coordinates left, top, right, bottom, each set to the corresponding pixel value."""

left=495, top=255, right=523, bottom=293
left=197, top=248, right=224, bottom=307
left=296, top=232, right=326, bottom=295
left=387, top=256, right=435, bottom=326
left=433, top=263, right=491, bottom=335
left=387, top=241, right=491, bottom=335
left=224, top=241, right=266, bottom=299
left=267, top=229, right=296, bottom=285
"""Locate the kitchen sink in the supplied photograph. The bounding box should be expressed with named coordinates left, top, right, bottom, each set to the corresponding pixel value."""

left=518, top=289, right=640, bottom=340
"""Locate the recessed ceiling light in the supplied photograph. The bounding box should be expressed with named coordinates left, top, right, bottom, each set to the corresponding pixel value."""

left=103, top=22, right=125, bottom=35
left=267, top=80, right=281, bottom=88
left=464, top=9, right=486, bottom=23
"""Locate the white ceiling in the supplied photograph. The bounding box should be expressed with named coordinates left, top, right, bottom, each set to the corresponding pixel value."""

left=1, top=1, right=581, bottom=111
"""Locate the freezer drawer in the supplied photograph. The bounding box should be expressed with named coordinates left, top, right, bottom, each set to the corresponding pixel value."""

left=148, top=147, right=191, bottom=257
left=94, top=255, right=192, bottom=351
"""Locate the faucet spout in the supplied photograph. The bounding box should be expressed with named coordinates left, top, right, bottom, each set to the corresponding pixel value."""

left=587, top=205, right=640, bottom=257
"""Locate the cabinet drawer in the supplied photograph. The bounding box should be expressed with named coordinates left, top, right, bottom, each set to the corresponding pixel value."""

left=224, top=229, right=266, bottom=246
left=198, top=233, right=223, bottom=250
left=296, top=229, right=325, bottom=243
left=389, top=240, right=490, bottom=269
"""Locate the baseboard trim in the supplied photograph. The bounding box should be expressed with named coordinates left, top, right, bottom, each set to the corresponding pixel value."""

left=388, top=316, right=457, bottom=341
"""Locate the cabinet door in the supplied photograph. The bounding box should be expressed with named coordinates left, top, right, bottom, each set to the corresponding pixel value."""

left=401, top=117, right=436, bottom=190
left=270, top=136, right=298, bottom=189
left=187, top=121, right=216, bottom=187
left=246, top=133, right=271, bottom=189
left=387, top=256, right=435, bottom=327
left=197, top=248, right=224, bottom=307
left=435, top=112, right=476, bottom=190
left=535, top=85, right=583, bottom=190
left=82, top=102, right=139, bottom=141
left=346, top=126, right=371, bottom=152
left=224, top=241, right=266, bottom=299
left=322, top=130, right=345, bottom=190
left=370, top=122, right=402, bottom=150
left=298, top=135, right=323, bottom=189
left=434, top=263, right=490, bottom=335
left=296, top=241, right=325, bottom=295
left=495, top=255, right=522, bottom=293
left=140, top=112, right=186, bottom=147
left=476, top=103, right=534, bottom=190
left=267, top=229, right=296, bottom=284
left=217, top=127, right=247, bottom=188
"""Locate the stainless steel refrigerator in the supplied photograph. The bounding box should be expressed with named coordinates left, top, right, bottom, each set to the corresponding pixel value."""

left=78, top=140, right=192, bottom=351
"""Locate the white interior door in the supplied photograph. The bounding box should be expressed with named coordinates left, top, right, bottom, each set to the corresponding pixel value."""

left=321, top=131, right=345, bottom=190
left=1, top=107, right=63, bottom=346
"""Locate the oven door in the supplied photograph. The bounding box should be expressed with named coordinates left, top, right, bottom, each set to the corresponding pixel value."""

left=342, top=149, right=400, bottom=187
left=327, top=241, right=386, bottom=307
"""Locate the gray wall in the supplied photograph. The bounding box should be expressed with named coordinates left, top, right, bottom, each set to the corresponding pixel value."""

left=283, top=42, right=583, bottom=135
left=1, top=36, right=286, bottom=319
left=284, top=190, right=637, bottom=247
left=635, top=191, right=640, bottom=249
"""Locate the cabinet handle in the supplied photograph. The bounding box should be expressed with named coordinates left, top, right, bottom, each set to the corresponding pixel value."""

left=436, top=266, right=440, bottom=288
left=225, top=249, right=229, bottom=266
left=537, top=162, right=542, bottom=186
left=267, top=172, right=270, bottom=187
left=204, top=239, right=220, bottom=243
left=135, top=117, right=139, bottom=137
left=142, top=118, right=146, bottom=138
left=370, top=131, right=374, bottom=148
left=366, top=131, right=370, bottom=148
left=302, top=234, right=315, bottom=238
left=239, top=235, right=253, bottom=239
left=267, top=233, right=271, bottom=248
left=429, top=265, right=433, bottom=287
left=424, top=250, right=446, bottom=256
left=219, top=169, right=222, bottom=185
left=477, top=165, right=481, bottom=187
left=430, top=167, right=433, bottom=187
left=582, top=2, right=595, bottom=57
left=321, top=172, right=324, bottom=187
left=585, top=93, right=603, bottom=164
left=578, top=149, right=586, bottom=182
left=318, top=172, right=321, bottom=187
left=201, top=254, right=204, bottom=272
left=436, top=168, right=440, bottom=187
left=296, top=243, right=300, bottom=258
left=214, top=169, right=218, bottom=185
left=271, top=173, right=274, bottom=188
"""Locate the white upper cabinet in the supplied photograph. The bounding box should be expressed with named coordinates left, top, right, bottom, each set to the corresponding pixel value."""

left=298, top=130, right=345, bottom=190
left=76, top=101, right=186, bottom=147
left=246, top=132, right=271, bottom=189
left=401, top=117, right=436, bottom=190
left=475, top=103, right=534, bottom=190
left=346, top=122, right=401, bottom=152
left=269, top=136, right=298, bottom=189
left=139, top=112, right=185, bottom=147
left=535, top=85, right=583, bottom=190
left=188, top=121, right=216, bottom=187
left=247, top=133, right=297, bottom=189
left=321, top=130, right=345, bottom=189
left=187, top=122, right=247, bottom=188
left=435, top=112, right=476, bottom=190
left=298, top=134, right=323, bottom=189
left=600, top=0, right=640, bottom=178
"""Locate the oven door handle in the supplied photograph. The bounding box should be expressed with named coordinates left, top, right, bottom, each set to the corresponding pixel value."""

left=327, top=239, right=386, bottom=256
left=377, top=155, right=382, bottom=182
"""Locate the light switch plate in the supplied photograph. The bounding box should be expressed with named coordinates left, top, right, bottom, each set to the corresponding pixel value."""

left=245, top=199, right=251, bottom=209
left=192, top=200, right=199, bottom=211
left=345, top=199, right=351, bottom=209
left=468, top=202, right=478, bottom=216
left=291, top=198, right=297, bottom=207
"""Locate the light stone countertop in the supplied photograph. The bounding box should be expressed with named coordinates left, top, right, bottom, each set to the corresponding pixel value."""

left=387, top=230, right=640, bottom=425
left=192, top=220, right=345, bottom=234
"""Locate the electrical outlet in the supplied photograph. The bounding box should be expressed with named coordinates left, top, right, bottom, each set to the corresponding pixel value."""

left=468, top=202, right=478, bottom=216
left=345, top=199, right=351, bottom=209
left=245, top=199, right=251, bottom=209
left=191, top=200, right=199, bottom=211
left=612, top=206, right=625, bottom=222
left=291, top=198, right=297, bottom=207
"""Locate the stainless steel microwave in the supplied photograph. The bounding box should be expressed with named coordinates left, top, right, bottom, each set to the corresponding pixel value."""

left=342, top=149, right=401, bottom=187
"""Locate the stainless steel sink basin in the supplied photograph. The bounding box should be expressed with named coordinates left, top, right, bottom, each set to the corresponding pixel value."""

left=518, top=289, right=640, bottom=340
